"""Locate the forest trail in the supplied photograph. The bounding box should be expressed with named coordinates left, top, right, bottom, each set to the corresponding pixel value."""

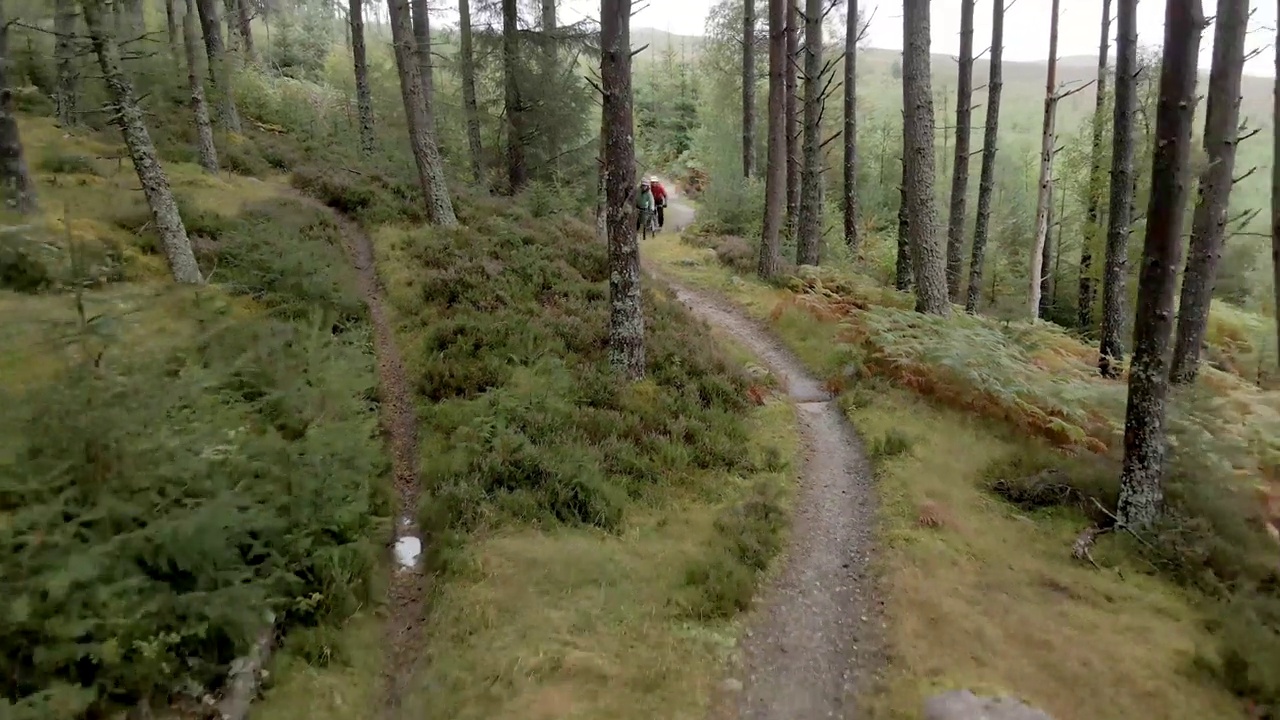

left=648, top=188, right=885, bottom=719
left=321, top=204, right=427, bottom=719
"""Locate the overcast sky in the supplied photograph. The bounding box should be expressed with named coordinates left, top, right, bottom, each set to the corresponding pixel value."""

left=540, top=0, right=1279, bottom=77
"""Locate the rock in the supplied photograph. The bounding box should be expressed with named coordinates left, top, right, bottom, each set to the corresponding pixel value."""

left=923, top=689, right=1055, bottom=720
left=720, top=678, right=743, bottom=693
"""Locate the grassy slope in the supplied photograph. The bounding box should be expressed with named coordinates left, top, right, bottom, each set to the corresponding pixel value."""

left=645, top=233, right=1241, bottom=719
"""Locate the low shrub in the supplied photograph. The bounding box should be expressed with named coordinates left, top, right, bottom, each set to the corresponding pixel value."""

left=36, top=149, right=99, bottom=176
left=0, top=300, right=386, bottom=719
left=868, top=428, right=915, bottom=465
left=682, top=480, right=787, bottom=619
left=290, top=165, right=424, bottom=225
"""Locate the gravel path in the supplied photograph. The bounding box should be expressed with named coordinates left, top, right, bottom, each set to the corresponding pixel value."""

left=655, top=190, right=885, bottom=720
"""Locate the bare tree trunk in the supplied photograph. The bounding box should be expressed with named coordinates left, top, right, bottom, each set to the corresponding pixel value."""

left=784, top=0, right=799, bottom=230
left=758, top=0, right=786, bottom=280
left=81, top=0, right=202, bottom=284
left=183, top=0, right=219, bottom=174
left=194, top=0, right=241, bottom=133
left=1078, top=0, right=1112, bottom=330
left=794, top=0, right=823, bottom=266
left=965, top=0, right=1002, bottom=313
left=0, top=3, right=34, bottom=215
left=742, top=0, right=755, bottom=178
left=1274, top=2, right=1280, bottom=373
left=1116, top=0, right=1203, bottom=531
left=945, top=0, right=974, bottom=300
left=502, top=0, right=527, bottom=193
left=386, top=0, right=457, bottom=226
left=55, top=0, right=78, bottom=128
left=842, top=0, right=858, bottom=252
left=895, top=173, right=912, bottom=290
left=165, top=0, right=179, bottom=52
left=223, top=0, right=241, bottom=53
left=1028, top=0, right=1060, bottom=318
left=1098, top=0, right=1139, bottom=377
left=601, top=0, right=644, bottom=379
left=596, top=120, right=607, bottom=240
left=1170, top=0, right=1249, bottom=384
left=350, top=0, right=375, bottom=157
left=902, top=0, right=948, bottom=315
left=235, top=0, right=254, bottom=61
left=1040, top=177, right=1056, bottom=316
left=409, top=0, right=436, bottom=133
left=459, top=0, right=484, bottom=185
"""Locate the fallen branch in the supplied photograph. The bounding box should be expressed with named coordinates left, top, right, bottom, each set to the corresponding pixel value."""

left=216, top=623, right=275, bottom=720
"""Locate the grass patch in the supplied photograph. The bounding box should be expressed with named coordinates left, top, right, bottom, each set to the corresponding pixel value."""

left=649, top=226, right=1252, bottom=717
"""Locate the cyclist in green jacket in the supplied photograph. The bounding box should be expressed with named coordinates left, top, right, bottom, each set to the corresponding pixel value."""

left=635, top=180, right=655, bottom=232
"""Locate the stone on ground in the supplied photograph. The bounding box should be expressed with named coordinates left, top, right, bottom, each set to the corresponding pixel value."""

left=923, top=689, right=1055, bottom=720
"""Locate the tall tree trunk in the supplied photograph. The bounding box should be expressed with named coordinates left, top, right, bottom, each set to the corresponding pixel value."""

left=1116, top=0, right=1203, bottom=531
left=945, top=0, right=974, bottom=300
left=758, top=0, right=786, bottom=279
left=80, top=0, right=203, bottom=284
left=165, top=0, right=179, bottom=52
left=1028, top=0, right=1061, bottom=318
left=601, top=0, right=644, bottom=379
left=1274, top=0, right=1280, bottom=373
left=183, top=0, right=219, bottom=174
left=742, top=0, right=755, bottom=178
left=350, top=0, right=375, bottom=157
left=502, top=0, right=527, bottom=193
left=386, top=0, right=457, bottom=226
left=794, top=0, right=823, bottom=265
left=223, top=0, right=241, bottom=53
left=55, top=0, right=78, bottom=128
left=459, top=0, right=484, bottom=185
left=1078, top=0, right=1112, bottom=330
left=784, top=0, right=799, bottom=230
left=1170, top=0, right=1249, bottom=384
left=902, top=0, right=948, bottom=315
left=895, top=172, right=912, bottom=290
left=842, top=0, right=858, bottom=252
left=1098, top=0, right=1139, bottom=376
left=410, top=0, right=436, bottom=133
left=596, top=120, right=607, bottom=240
left=1040, top=177, right=1056, bottom=317
left=965, top=0, right=1002, bottom=313
left=194, top=0, right=241, bottom=133
left=0, top=1, right=34, bottom=215
left=235, top=0, right=254, bottom=61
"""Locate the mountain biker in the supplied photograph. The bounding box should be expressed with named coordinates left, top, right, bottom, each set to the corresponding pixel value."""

left=636, top=179, right=655, bottom=232
left=649, top=176, right=668, bottom=229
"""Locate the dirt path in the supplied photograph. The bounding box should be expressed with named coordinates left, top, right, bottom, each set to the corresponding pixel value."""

left=654, top=190, right=884, bottom=720
left=325, top=208, right=426, bottom=720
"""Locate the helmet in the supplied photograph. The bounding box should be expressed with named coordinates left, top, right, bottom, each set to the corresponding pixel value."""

left=640, top=179, right=650, bottom=187
left=650, top=176, right=659, bottom=183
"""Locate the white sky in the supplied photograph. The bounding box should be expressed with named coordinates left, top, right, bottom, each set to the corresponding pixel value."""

left=546, top=0, right=1280, bottom=77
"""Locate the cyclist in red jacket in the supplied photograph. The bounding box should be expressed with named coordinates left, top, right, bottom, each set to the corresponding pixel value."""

left=649, top=176, right=668, bottom=230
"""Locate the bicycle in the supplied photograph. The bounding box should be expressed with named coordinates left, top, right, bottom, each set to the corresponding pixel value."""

left=639, top=207, right=658, bottom=240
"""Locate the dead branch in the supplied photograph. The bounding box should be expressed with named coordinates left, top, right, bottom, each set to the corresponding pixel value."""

left=1054, top=79, right=1096, bottom=101
left=1233, top=166, right=1258, bottom=184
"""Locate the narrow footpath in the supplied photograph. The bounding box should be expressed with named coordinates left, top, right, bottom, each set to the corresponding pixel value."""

left=653, top=192, right=885, bottom=720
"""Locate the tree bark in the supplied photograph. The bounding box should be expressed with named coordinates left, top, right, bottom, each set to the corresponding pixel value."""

left=0, top=1, right=35, bottom=214
left=784, top=0, right=799, bottom=230
left=235, top=0, right=254, bottom=61
left=183, top=0, right=219, bottom=174
left=459, top=0, right=484, bottom=185
left=1028, top=0, right=1060, bottom=318
left=601, top=0, right=644, bottom=379
left=965, top=0, right=1002, bottom=313
left=758, top=0, right=786, bottom=280
left=1274, top=1, right=1280, bottom=373
left=165, top=0, right=179, bottom=52
left=1098, top=0, right=1139, bottom=376
left=794, top=0, right=823, bottom=266
left=194, top=0, right=241, bottom=133
left=902, top=0, right=948, bottom=315
left=1040, top=177, right=1056, bottom=317
left=502, top=0, right=527, bottom=193
left=409, top=0, right=436, bottom=133
left=842, top=0, right=858, bottom=252
left=350, top=0, right=375, bottom=157
left=55, top=0, right=78, bottom=128
left=81, top=0, right=203, bottom=284
left=1078, top=0, right=1112, bottom=330
left=895, top=172, right=912, bottom=290
left=945, top=0, right=974, bottom=301
left=1170, top=0, right=1249, bottom=384
left=386, top=0, right=457, bottom=226
left=742, top=0, right=755, bottom=178
left=1116, top=0, right=1203, bottom=531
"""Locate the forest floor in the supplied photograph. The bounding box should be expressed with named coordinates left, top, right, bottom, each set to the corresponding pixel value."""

left=648, top=194, right=1243, bottom=719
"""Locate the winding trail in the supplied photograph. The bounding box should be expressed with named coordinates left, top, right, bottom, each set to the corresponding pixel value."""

left=653, top=192, right=885, bottom=720
left=326, top=209, right=426, bottom=719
